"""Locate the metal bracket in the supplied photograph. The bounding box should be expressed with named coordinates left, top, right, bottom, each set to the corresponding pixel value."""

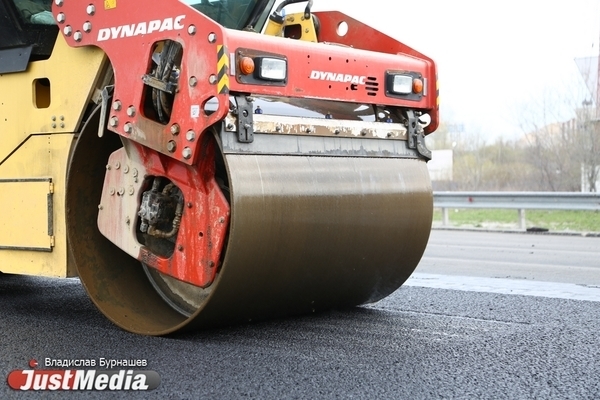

left=406, top=110, right=431, bottom=160
left=98, top=85, right=114, bottom=138
left=235, top=96, right=254, bottom=143
left=141, top=74, right=177, bottom=94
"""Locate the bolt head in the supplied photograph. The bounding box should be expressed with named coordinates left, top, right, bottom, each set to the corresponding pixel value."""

left=167, top=140, right=177, bottom=153
left=209, top=75, right=217, bottom=85
left=182, top=147, right=192, bottom=160
left=126, top=106, right=136, bottom=117
left=208, top=32, right=217, bottom=43
left=63, top=26, right=72, bottom=36
left=188, top=25, right=197, bottom=35
left=123, top=122, right=133, bottom=134
left=112, top=101, right=122, bottom=111
left=74, top=31, right=83, bottom=42
left=83, top=21, right=92, bottom=32
left=189, top=76, right=198, bottom=87
left=86, top=4, right=95, bottom=15
left=56, top=13, right=66, bottom=23
left=109, top=116, right=119, bottom=127
left=186, top=130, right=196, bottom=142
left=54, top=0, right=63, bottom=6
left=170, top=124, right=180, bottom=135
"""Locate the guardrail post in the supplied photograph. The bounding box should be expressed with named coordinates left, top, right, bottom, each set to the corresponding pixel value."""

left=442, top=207, right=449, bottom=226
left=518, top=209, right=526, bottom=230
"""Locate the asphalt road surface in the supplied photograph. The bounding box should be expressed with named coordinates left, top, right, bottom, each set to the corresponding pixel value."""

left=1, top=230, right=599, bottom=399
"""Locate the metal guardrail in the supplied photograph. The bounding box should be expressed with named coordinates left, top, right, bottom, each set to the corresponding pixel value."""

left=433, top=192, right=600, bottom=230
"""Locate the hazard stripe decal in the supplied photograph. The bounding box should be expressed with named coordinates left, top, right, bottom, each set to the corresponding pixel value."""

left=217, top=45, right=229, bottom=94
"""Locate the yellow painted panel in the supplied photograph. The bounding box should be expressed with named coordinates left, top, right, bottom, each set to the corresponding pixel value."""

left=0, top=34, right=106, bottom=165
left=0, top=134, right=75, bottom=278
left=0, top=179, right=53, bottom=250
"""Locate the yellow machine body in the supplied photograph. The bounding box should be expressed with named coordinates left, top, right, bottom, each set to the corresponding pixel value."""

left=0, top=35, right=105, bottom=277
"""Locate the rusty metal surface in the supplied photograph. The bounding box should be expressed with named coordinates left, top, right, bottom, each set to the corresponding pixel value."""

left=224, top=113, right=408, bottom=140
left=67, top=110, right=432, bottom=334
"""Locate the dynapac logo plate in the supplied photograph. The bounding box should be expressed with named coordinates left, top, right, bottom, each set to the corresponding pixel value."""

left=309, top=70, right=367, bottom=85
left=97, top=15, right=185, bottom=41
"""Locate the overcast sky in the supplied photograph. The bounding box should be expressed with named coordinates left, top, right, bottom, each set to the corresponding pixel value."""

left=305, top=0, right=600, bottom=140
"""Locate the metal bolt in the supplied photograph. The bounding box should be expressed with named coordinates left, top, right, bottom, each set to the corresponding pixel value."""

left=60, top=115, right=64, bottom=121
left=60, top=123, right=65, bottom=128
left=51, top=116, right=56, bottom=121
left=219, top=217, right=225, bottom=223
left=74, top=31, right=83, bottom=42
left=51, top=123, right=57, bottom=128
left=334, top=129, right=340, bottom=135
left=56, top=13, right=66, bottom=23
left=167, top=140, right=177, bottom=153
left=98, top=204, right=103, bottom=210
left=208, top=261, right=215, bottom=268
left=109, top=116, right=119, bottom=127
left=178, top=245, right=184, bottom=251
left=112, top=101, right=122, bottom=111
left=123, top=122, right=133, bottom=134
left=187, top=202, right=193, bottom=208
left=361, top=129, right=368, bottom=136
left=126, top=106, right=136, bottom=117
left=208, top=32, right=216, bottom=43
left=209, top=75, right=217, bottom=85
left=106, top=165, right=111, bottom=170
left=387, top=132, right=392, bottom=137
left=188, top=25, right=196, bottom=35
left=86, top=4, right=95, bottom=15
left=126, top=217, right=130, bottom=225
left=170, top=124, right=180, bottom=135
left=109, top=188, right=115, bottom=195
left=189, top=76, right=198, bottom=87
left=305, top=28, right=310, bottom=33
left=83, top=21, right=92, bottom=33
left=63, top=26, right=72, bottom=36
left=182, top=147, right=192, bottom=160
left=118, top=187, right=125, bottom=196
left=115, top=162, right=120, bottom=169
left=132, top=168, right=138, bottom=177
left=55, top=0, right=63, bottom=6
left=128, top=186, right=134, bottom=195
left=275, top=125, right=282, bottom=132
left=226, top=123, right=235, bottom=130
left=186, top=130, right=195, bottom=142
left=123, top=165, right=129, bottom=173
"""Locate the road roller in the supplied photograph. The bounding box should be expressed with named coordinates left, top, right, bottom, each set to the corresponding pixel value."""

left=0, top=0, right=439, bottom=334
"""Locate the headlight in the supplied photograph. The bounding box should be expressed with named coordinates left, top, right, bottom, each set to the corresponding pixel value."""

left=256, top=57, right=287, bottom=81
left=391, top=75, right=413, bottom=95
left=385, top=71, right=424, bottom=101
